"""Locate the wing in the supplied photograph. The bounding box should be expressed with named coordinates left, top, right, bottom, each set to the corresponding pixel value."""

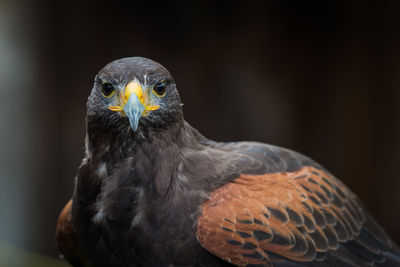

left=196, top=165, right=399, bottom=266
left=56, top=199, right=92, bottom=267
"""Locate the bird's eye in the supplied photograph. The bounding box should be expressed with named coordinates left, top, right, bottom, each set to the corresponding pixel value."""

left=102, top=83, right=115, bottom=97
left=153, top=82, right=167, bottom=96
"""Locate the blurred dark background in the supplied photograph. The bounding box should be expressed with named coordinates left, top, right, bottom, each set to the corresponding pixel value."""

left=1, top=0, right=400, bottom=264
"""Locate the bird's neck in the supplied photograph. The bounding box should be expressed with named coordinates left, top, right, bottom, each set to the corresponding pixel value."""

left=80, top=119, right=208, bottom=204
left=85, top=119, right=203, bottom=165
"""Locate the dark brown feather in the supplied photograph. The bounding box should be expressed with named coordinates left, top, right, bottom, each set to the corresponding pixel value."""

left=56, top=199, right=92, bottom=267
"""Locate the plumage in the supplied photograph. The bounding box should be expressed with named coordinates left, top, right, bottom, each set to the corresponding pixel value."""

left=56, top=200, right=91, bottom=267
left=56, top=57, right=400, bottom=267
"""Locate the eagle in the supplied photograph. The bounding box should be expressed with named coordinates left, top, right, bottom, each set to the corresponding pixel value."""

left=56, top=57, right=400, bottom=267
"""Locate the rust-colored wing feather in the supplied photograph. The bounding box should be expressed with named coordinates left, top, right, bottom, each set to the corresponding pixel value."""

left=56, top=199, right=92, bottom=267
left=197, top=166, right=396, bottom=266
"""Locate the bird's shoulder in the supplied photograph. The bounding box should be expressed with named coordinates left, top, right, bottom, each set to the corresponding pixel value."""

left=56, top=199, right=93, bottom=267
left=179, top=140, right=322, bottom=187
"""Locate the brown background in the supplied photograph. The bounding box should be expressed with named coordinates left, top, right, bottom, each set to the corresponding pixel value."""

left=1, top=0, right=400, bottom=260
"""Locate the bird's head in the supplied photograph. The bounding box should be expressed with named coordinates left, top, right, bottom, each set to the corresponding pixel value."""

left=87, top=57, right=183, bottom=134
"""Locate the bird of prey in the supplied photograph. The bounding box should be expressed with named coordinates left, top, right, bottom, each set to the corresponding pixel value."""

left=56, top=57, right=400, bottom=267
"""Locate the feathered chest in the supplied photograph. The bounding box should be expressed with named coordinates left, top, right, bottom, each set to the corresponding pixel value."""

left=73, top=158, right=209, bottom=267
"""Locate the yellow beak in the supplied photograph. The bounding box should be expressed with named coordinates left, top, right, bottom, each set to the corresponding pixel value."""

left=109, top=81, right=159, bottom=112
